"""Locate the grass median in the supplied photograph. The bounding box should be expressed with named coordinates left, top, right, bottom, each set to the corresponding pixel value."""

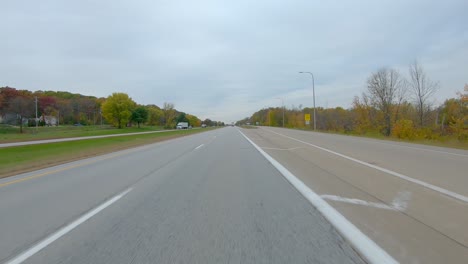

left=0, top=124, right=165, bottom=143
left=0, top=128, right=213, bottom=179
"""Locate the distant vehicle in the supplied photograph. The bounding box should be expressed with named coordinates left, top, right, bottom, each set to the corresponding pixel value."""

left=176, top=122, right=189, bottom=129
left=201, top=124, right=207, bottom=128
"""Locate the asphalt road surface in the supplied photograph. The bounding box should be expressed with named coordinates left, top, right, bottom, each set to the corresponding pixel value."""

left=242, top=126, right=468, bottom=264
left=0, top=127, right=366, bottom=264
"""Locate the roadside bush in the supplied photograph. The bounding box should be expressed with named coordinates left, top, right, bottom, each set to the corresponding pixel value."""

left=449, top=117, right=468, bottom=141
left=392, top=119, right=415, bottom=140
left=415, top=127, right=439, bottom=140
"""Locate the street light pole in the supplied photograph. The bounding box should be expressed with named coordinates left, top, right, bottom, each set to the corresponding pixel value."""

left=299, top=72, right=316, bottom=130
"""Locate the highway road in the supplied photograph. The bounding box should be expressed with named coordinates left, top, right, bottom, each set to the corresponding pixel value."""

left=242, top=126, right=468, bottom=264
left=0, top=127, right=368, bottom=264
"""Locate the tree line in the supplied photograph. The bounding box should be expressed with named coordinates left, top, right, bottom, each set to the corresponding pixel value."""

left=0, top=88, right=218, bottom=132
left=237, top=61, right=467, bottom=141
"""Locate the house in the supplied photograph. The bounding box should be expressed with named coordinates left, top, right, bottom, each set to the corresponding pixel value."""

left=41, top=115, right=58, bottom=126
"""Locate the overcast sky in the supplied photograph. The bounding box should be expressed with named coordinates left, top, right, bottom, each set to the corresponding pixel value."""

left=2, top=0, right=467, bottom=122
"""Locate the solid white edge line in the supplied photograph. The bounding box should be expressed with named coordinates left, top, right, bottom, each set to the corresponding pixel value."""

left=6, top=188, right=133, bottom=264
left=266, top=129, right=468, bottom=204
left=371, top=140, right=468, bottom=158
left=238, top=129, right=397, bottom=264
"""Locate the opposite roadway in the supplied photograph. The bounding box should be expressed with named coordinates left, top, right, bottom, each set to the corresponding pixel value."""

left=0, top=127, right=365, bottom=264
left=242, top=126, right=468, bottom=264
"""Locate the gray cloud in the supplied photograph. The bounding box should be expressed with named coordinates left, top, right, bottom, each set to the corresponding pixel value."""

left=2, top=0, right=467, bottom=122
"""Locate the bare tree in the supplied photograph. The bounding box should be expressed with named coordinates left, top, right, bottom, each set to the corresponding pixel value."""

left=409, top=60, right=438, bottom=126
left=8, top=97, right=34, bottom=133
left=162, top=102, right=176, bottom=128
left=366, top=68, right=405, bottom=136
left=394, top=79, right=408, bottom=121
left=462, top=84, right=468, bottom=103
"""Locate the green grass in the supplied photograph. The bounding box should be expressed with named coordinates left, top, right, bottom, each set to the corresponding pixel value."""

left=0, top=124, right=165, bottom=143
left=0, top=128, right=213, bottom=178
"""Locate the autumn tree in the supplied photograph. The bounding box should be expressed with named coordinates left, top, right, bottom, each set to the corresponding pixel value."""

left=131, top=106, right=149, bottom=128
left=351, top=95, right=375, bottom=134
left=1, top=87, right=23, bottom=115
left=146, top=105, right=164, bottom=126
left=186, top=114, right=201, bottom=127
left=408, top=61, right=438, bottom=126
left=440, top=86, right=468, bottom=140
left=102, top=93, right=135, bottom=128
left=38, top=96, right=56, bottom=114
left=203, top=118, right=214, bottom=126
left=56, top=99, right=73, bottom=124
left=162, top=102, right=176, bottom=128
left=176, top=112, right=189, bottom=124
left=366, top=68, right=405, bottom=136
left=0, top=93, right=4, bottom=113
left=8, top=96, right=34, bottom=133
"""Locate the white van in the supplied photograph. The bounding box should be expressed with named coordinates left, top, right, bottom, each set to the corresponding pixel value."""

left=176, top=122, right=189, bottom=129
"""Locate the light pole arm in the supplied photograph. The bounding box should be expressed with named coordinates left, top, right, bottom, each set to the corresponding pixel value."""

left=299, top=71, right=316, bottom=130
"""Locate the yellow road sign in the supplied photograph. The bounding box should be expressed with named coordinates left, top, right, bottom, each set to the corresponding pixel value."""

left=305, top=114, right=311, bottom=121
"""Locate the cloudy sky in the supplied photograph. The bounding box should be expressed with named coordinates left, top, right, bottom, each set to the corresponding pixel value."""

left=2, top=0, right=467, bottom=122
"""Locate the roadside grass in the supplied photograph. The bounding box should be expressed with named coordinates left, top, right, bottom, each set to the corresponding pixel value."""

left=340, top=130, right=468, bottom=150
left=391, top=137, right=468, bottom=150
left=0, top=128, right=213, bottom=179
left=0, top=124, right=165, bottom=143
left=294, top=127, right=468, bottom=150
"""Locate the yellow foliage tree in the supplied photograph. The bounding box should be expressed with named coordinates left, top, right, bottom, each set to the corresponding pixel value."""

left=102, top=93, right=135, bottom=128
left=147, top=105, right=164, bottom=126
left=186, top=114, right=201, bottom=127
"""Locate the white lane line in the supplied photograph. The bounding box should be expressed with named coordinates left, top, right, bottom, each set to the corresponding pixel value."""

left=321, top=195, right=397, bottom=211
left=6, top=188, right=133, bottom=264
left=281, top=128, right=468, bottom=157
left=368, top=140, right=468, bottom=158
left=238, top=130, right=397, bottom=264
left=194, top=144, right=205, bottom=150
left=265, top=129, right=468, bottom=204
left=260, top=147, right=303, bottom=151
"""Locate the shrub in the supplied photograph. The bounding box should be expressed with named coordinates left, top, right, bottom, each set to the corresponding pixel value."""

left=392, top=119, right=415, bottom=140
